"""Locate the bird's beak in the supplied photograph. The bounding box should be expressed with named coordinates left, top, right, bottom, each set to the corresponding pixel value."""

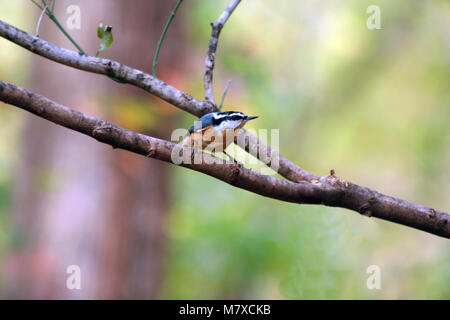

left=245, top=116, right=258, bottom=121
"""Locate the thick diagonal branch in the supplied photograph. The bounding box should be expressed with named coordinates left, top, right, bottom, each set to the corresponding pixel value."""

left=235, top=129, right=318, bottom=182
left=0, top=19, right=213, bottom=117
left=1, top=81, right=449, bottom=238
left=203, top=0, right=241, bottom=105
left=0, top=19, right=312, bottom=183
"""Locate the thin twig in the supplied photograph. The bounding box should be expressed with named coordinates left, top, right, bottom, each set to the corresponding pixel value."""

left=31, top=0, right=43, bottom=10
left=204, top=0, right=241, bottom=106
left=31, top=1, right=123, bottom=84
left=31, top=0, right=85, bottom=54
left=153, top=0, right=184, bottom=77
left=218, top=79, right=231, bottom=110
left=35, top=1, right=50, bottom=37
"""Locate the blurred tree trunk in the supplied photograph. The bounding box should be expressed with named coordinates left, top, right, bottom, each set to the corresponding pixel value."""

left=3, top=0, right=185, bottom=299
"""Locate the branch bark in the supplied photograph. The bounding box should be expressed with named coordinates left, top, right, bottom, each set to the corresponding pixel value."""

left=0, top=19, right=212, bottom=116
left=203, top=0, right=241, bottom=105
left=1, top=81, right=449, bottom=239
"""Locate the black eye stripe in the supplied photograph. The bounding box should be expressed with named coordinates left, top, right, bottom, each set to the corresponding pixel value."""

left=214, top=114, right=244, bottom=125
left=189, top=111, right=246, bottom=133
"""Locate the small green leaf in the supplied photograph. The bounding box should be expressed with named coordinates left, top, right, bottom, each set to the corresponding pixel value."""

left=96, top=22, right=114, bottom=57
left=97, top=23, right=104, bottom=38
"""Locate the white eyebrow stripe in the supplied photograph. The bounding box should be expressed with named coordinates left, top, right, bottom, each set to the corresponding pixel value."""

left=214, top=112, right=244, bottom=119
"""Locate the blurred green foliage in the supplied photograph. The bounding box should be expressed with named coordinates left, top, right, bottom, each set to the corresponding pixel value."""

left=0, top=0, right=31, bottom=290
left=163, top=0, right=450, bottom=299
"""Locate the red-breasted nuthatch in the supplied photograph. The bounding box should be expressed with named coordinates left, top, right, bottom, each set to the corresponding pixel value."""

left=183, top=111, right=258, bottom=156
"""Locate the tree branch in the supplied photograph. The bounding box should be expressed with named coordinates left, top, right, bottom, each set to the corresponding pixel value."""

left=0, top=80, right=333, bottom=205
left=32, top=0, right=85, bottom=54
left=235, top=129, right=318, bottom=182
left=0, top=80, right=449, bottom=238
left=0, top=18, right=312, bottom=184
left=0, top=19, right=210, bottom=116
left=203, top=0, right=241, bottom=106
left=34, top=0, right=50, bottom=37
left=201, top=1, right=317, bottom=183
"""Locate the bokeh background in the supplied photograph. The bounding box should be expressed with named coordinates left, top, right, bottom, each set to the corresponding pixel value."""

left=0, top=0, right=449, bottom=299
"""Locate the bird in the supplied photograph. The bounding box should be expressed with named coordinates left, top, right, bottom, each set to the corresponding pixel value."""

left=183, top=111, right=258, bottom=160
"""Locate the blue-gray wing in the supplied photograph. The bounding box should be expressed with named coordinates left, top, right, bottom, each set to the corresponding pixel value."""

left=188, top=113, right=216, bottom=134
